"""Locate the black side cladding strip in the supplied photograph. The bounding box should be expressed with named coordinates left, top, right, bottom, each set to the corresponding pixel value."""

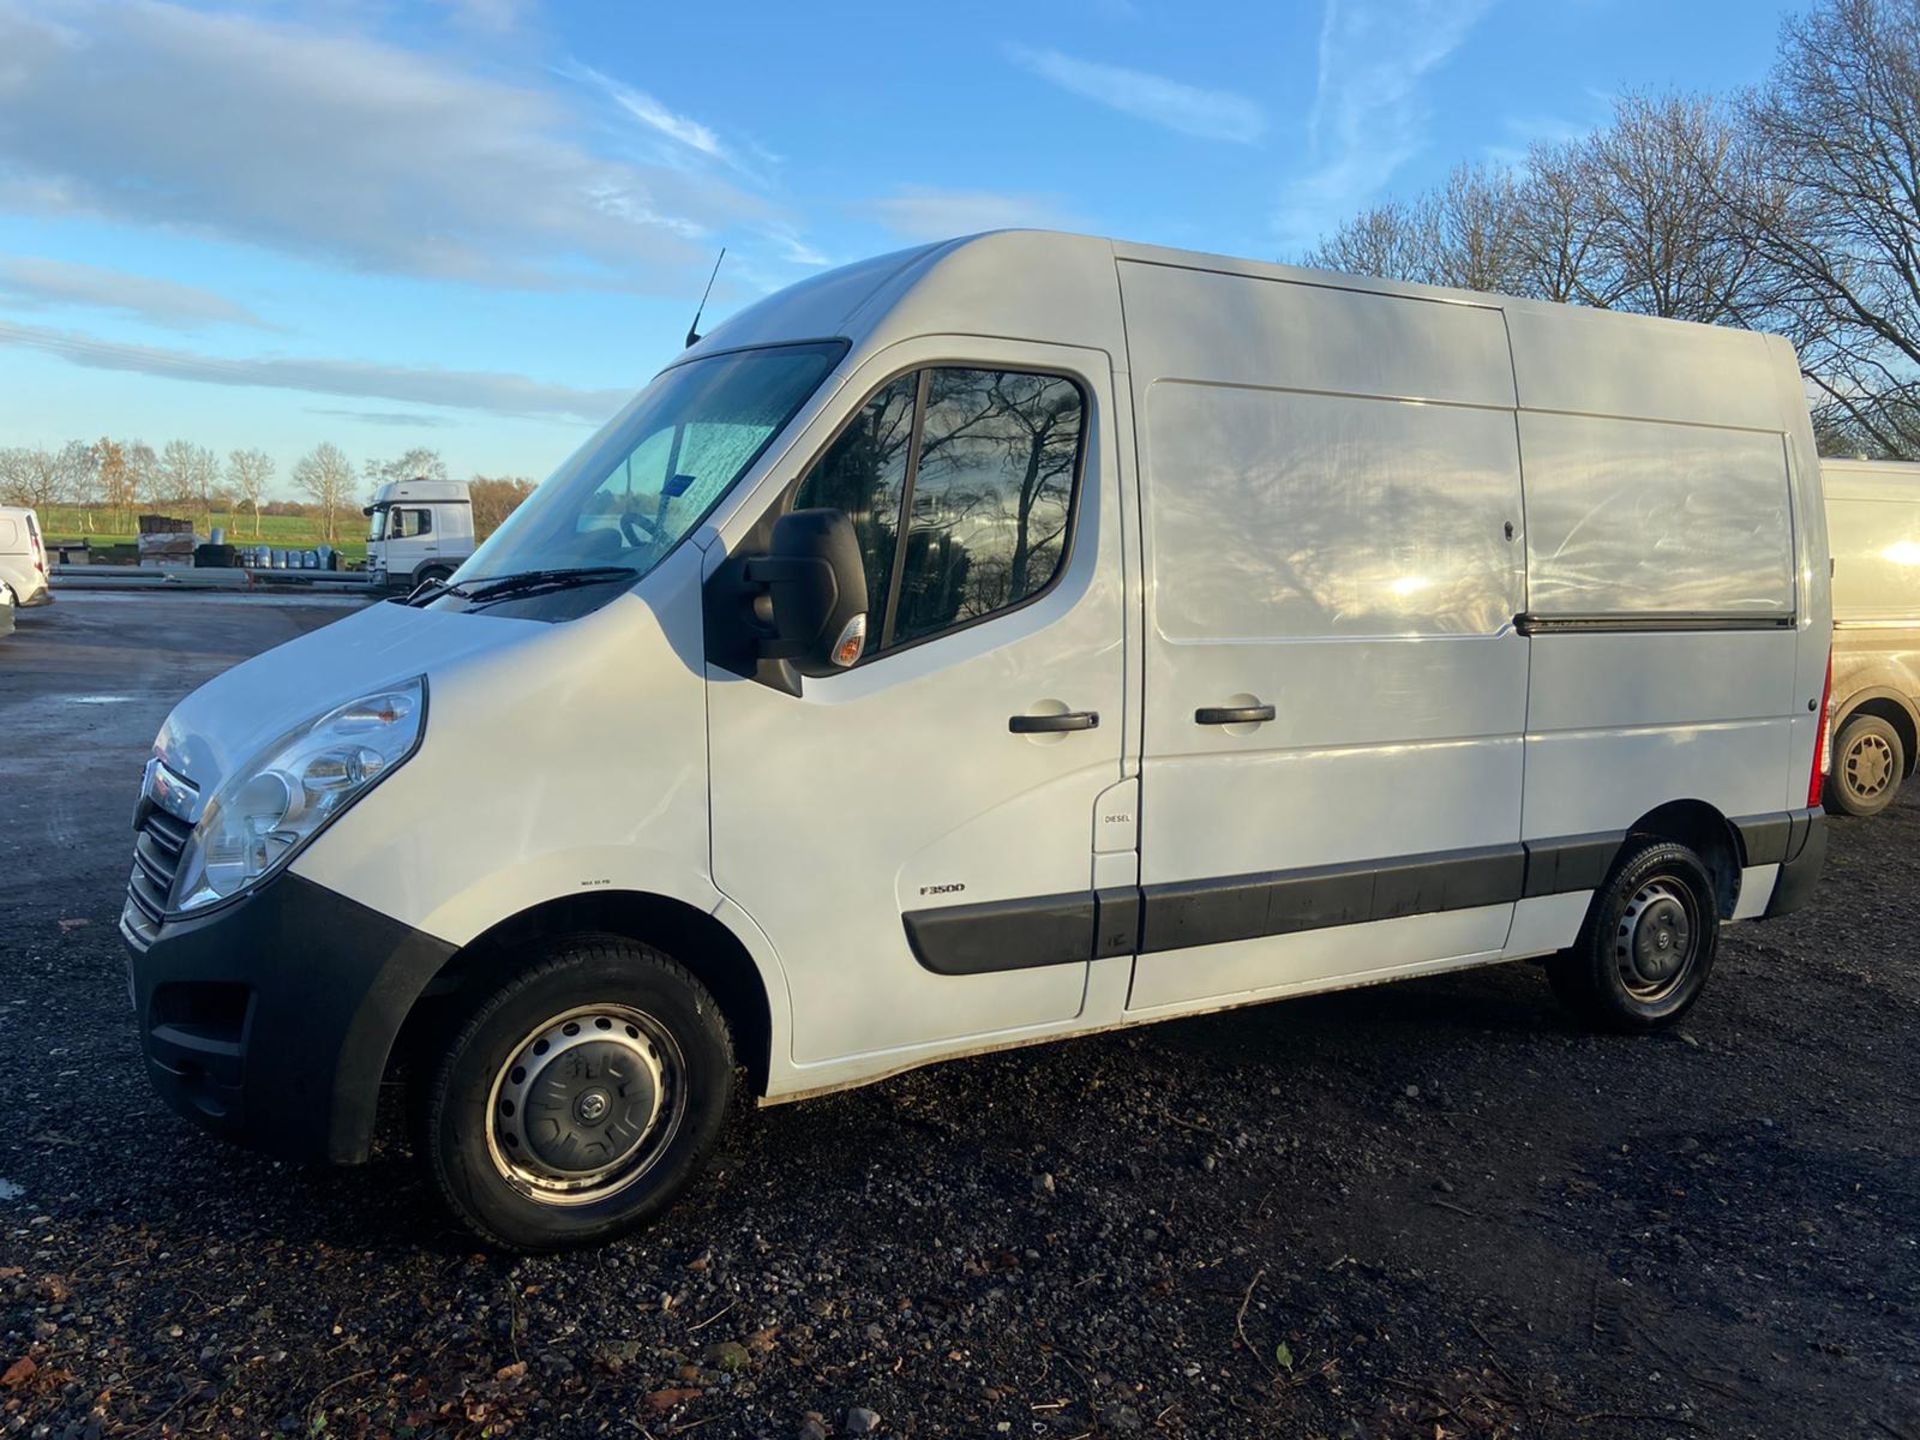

left=903, top=891, right=1095, bottom=976
left=1138, top=844, right=1526, bottom=955
left=1730, top=807, right=1822, bottom=867
left=1521, top=831, right=1625, bottom=898
left=904, top=833, right=1644, bottom=975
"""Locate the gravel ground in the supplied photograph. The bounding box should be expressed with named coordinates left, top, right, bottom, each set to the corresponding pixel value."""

left=2, top=595, right=1916, bottom=1439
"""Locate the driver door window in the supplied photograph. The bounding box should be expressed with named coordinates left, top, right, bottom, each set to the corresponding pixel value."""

left=392, top=508, right=432, bottom=539
left=791, top=366, right=1084, bottom=656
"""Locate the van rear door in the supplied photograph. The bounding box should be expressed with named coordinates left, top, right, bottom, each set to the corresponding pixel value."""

left=1117, top=263, right=1529, bottom=1014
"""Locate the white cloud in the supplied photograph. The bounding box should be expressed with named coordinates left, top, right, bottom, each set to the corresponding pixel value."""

left=1006, top=45, right=1266, bottom=144
left=0, top=0, right=767, bottom=293
left=861, top=187, right=1078, bottom=242
left=0, top=318, right=628, bottom=422
left=307, top=407, right=463, bottom=429
left=1277, top=0, right=1495, bottom=247
left=433, top=0, right=529, bottom=32
left=567, top=62, right=730, bottom=164
left=0, top=256, right=265, bottom=329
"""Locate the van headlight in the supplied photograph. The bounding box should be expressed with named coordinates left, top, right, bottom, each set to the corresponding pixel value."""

left=170, top=678, right=426, bottom=913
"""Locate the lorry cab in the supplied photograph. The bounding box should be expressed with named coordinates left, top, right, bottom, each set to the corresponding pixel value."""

left=1822, top=458, right=1920, bottom=815
left=123, top=232, right=1833, bottom=1250
left=364, top=477, right=474, bottom=591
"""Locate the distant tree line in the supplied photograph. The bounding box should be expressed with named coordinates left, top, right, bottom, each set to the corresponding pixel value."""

left=1301, top=0, right=1920, bottom=458
left=0, top=437, right=535, bottom=542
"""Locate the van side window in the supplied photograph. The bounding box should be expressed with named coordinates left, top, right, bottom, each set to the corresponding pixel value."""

left=791, top=372, right=918, bottom=633
left=392, top=508, right=433, bottom=539
left=791, top=367, right=1085, bottom=655
left=892, top=369, right=1081, bottom=644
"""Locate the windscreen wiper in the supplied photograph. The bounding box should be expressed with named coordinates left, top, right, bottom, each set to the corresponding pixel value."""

left=402, top=575, right=475, bottom=606
left=460, top=565, right=640, bottom=606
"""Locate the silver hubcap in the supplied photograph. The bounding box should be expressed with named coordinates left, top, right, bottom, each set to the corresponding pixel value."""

left=486, top=1004, right=686, bottom=1206
left=1616, top=879, right=1696, bottom=1002
left=1844, top=733, right=1895, bottom=800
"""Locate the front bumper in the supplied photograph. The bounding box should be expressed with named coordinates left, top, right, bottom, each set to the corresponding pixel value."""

left=122, top=872, right=456, bottom=1164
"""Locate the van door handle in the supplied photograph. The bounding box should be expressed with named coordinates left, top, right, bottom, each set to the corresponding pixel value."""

left=1009, top=711, right=1100, bottom=734
left=1195, top=704, right=1275, bottom=725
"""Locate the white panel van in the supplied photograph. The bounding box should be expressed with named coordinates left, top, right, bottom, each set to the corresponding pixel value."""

left=122, top=233, right=1833, bottom=1249
left=0, top=505, right=51, bottom=608
left=1821, top=459, right=1920, bottom=815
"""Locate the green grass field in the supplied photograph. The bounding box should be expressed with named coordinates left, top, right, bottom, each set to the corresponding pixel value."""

left=41, top=507, right=370, bottom=566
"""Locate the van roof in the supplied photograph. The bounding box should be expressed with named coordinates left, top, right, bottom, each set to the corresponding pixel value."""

left=1821, top=458, right=1920, bottom=474
left=687, top=228, right=1797, bottom=372
left=685, top=228, right=1801, bottom=439
left=1822, top=458, right=1920, bottom=501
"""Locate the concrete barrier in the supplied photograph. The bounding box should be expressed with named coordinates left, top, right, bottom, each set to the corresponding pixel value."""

left=52, top=565, right=378, bottom=594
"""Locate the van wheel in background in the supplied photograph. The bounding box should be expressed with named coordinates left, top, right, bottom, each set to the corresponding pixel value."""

left=1826, top=713, right=1904, bottom=817
left=420, top=938, right=735, bottom=1251
left=1547, top=840, right=1718, bottom=1032
left=415, top=564, right=454, bottom=588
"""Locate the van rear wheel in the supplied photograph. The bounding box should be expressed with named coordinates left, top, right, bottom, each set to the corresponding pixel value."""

left=1826, top=713, right=1904, bottom=817
left=420, top=938, right=734, bottom=1250
left=1547, top=840, right=1718, bottom=1032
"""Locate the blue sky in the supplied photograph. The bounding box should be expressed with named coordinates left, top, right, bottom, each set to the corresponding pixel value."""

left=0, top=0, right=1802, bottom=497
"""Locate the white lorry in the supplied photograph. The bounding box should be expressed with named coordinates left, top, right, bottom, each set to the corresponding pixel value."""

left=124, top=231, right=1831, bottom=1249
left=363, top=477, right=474, bottom=591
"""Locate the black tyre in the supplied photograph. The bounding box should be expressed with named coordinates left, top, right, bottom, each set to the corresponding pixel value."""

left=1826, top=712, right=1904, bottom=817
left=420, top=938, right=734, bottom=1251
left=415, top=564, right=454, bottom=587
left=1547, top=840, right=1718, bottom=1032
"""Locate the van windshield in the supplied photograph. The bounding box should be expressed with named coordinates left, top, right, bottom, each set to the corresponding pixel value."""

left=456, top=341, right=845, bottom=592
left=367, top=507, right=388, bottom=542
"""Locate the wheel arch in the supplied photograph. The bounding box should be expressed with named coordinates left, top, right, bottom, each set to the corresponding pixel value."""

left=1834, top=688, right=1918, bottom=778
left=396, top=890, right=778, bottom=1098
left=1624, top=798, right=1742, bottom=919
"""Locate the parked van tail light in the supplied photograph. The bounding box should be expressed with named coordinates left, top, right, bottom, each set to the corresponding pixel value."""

left=1809, top=649, right=1834, bottom=808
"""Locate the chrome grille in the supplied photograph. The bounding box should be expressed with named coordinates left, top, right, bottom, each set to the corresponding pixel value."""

left=124, top=808, right=190, bottom=947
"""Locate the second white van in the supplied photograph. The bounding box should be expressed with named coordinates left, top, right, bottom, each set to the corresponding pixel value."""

left=0, top=505, right=51, bottom=608
left=1823, top=459, right=1920, bottom=815
left=122, top=232, right=1832, bottom=1249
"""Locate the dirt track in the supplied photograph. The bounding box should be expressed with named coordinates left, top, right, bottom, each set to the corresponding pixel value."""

left=2, top=594, right=1914, bottom=1438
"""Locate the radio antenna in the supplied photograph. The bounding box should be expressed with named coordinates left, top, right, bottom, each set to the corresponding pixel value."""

left=684, top=247, right=726, bottom=349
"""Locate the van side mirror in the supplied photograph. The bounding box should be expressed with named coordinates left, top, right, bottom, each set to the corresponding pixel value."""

left=742, top=509, right=870, bottom=676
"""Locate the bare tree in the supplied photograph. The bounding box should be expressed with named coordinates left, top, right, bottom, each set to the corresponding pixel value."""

left=0, top=441, right=95, bottom=512
left=1512, top=140, right=1607, bottom=304
left=1577, top=92, right=1764, bottom=324
left=1430, top=164, right=1531, bottom=294
left=226, top=449, right=275, bottom=537
left=293, top=442, right=354, bottom=541
left=1731, top=0, right=1920, bottom=457
left=1300, top=195, right=1441, bottom=285
left=1303, top=164, right=1537, bottom=297
left=152, top=439, right=219, bottom=513
left=363, top=447, right=449, bottom=502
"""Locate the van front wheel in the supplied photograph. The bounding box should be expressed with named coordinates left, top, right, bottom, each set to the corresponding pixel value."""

left=1547, top=840, right=1718, bottom=1032
left=421, top=939, right=734, bottom=1250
